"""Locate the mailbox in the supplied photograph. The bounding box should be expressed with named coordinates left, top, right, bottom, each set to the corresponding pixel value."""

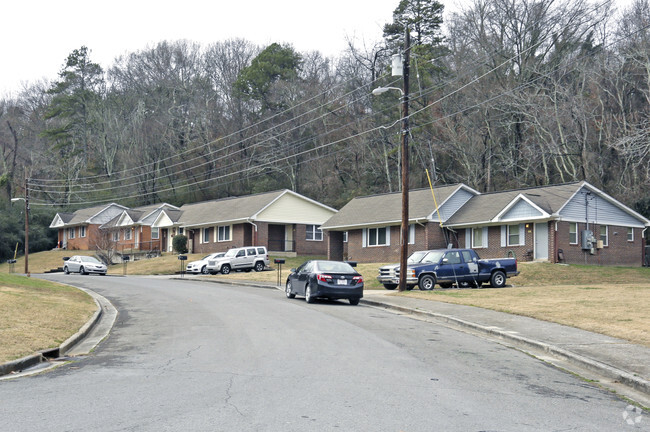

left=178, top=255, right=188, bottom=261
left=123, top=255, right=130, bottom=262
left=7, top=259, right=16, bottom=264
left=346, top=261, right=358, bottom=268
left=274, top=258, right=285, bottom=264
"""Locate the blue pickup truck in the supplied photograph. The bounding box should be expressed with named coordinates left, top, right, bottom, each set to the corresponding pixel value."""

left=377, top=248, right=519, bottom=290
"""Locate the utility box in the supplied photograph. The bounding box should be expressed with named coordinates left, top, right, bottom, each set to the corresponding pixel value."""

left=581, top=230, right=594, bottom=250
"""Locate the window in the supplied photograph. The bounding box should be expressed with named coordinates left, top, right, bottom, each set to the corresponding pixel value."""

left=202, top=228, right=210, bottom=243
left=627, top=227, right=634, bottom=242
left=472, top=227, right=483, bottom=248
left=112, top=232, right=119, bottom=242
left=600, top=225, right=608, bottom=247
left=79, top=226, right=86, bottom=238
left=367, top=227, right=389, bottom=246
left=218, top=225, right=231, bottom=242
left=124, top=229, right=132, bottom=241
left=68, top=227, right=75, bottom=239
left=151, top=227, right=159, bottom=240
left=179, top=228, right=184, bottom=235
left=306, top=225, right=323, bottom=241
left=507, top=224, right=520, bottom=246
left=569, top=222, right=578, bottom=244
left=444, top=251, right=462, bottom=264
left=343, top=231, right=348, bottom=243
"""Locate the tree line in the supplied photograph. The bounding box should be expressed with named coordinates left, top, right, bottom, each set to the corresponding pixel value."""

left=1, top=0, right=649, bottom=260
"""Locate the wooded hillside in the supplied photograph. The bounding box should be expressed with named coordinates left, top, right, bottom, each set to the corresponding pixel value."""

left=1, top=0, right=649, bottom=259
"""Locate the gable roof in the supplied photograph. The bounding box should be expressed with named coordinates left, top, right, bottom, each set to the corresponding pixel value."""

left=49, top=203, right=128, bottom=228
left=321, top=184, right=473, bottom=230
left=445, top=181, right=650, bottom=227
left=100, top=203, right=181, bottom=229
left=178, top=189, right=336, bottom=228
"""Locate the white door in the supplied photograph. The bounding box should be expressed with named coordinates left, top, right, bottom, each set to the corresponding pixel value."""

left=534, top=223, right=549, bottom=260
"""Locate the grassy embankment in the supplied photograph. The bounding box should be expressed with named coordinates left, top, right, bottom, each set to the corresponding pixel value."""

left=1, top=250, right=649, bottom=352
left=0, top=273, right=96, bottom=363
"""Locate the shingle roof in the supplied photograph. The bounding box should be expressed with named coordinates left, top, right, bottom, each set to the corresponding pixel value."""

left=178, top=190, right=287, bottom=227
left=445, top=182, right=583, bottom=226
left=321, top=184, right=464, bottom=229
left=63, top=203, right=127, bottom=226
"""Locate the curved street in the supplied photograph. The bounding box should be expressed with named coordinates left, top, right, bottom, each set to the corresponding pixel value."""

left=0, top=275, right=636, bottom=431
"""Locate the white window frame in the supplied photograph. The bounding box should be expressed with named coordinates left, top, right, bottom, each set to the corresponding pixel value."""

left=507, top=224, right=520, bottom=246
left=343, top=231, right=348, bottom=243
left=472, top=227, right=484, bottom=248
left=79, top=226, right=86, bottom=238
left=68, top=227, right=75, bottom=239
left=627, top=227, right=634, bottom=242
left=151, top=227, right=159, bottom=240
left=600, top=225, right=608, bottom=247
left=124, top=229, right=132, bottom=241
left=306, top=225, right=323, bottom=241
left=202, top=227, right=210, bottom=244
left=112, top=231, right=119, bottom=242
left=569, top=222, right=578, bottom=245
left=217, top=225, right=231, bottom=242
left=365, top=227, right=390, bottom=247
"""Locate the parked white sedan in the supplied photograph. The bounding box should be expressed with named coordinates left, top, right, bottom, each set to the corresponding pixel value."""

left=63, top=255, right=107, bottom=275
left=186, top=252, right=225, bottom=274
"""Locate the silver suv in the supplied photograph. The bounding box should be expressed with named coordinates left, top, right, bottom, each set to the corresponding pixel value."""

left=206, top=246, right=270, bottom=275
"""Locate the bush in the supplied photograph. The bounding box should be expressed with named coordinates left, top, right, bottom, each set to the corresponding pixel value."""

left=172, top=235, right=188, bottom=254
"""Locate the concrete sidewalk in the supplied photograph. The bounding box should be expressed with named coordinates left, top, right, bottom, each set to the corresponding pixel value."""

left=359, top=289, right=650, bottom=407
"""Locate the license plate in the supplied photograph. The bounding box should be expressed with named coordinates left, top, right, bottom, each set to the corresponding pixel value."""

left=337, top=279, right=347, bottom=285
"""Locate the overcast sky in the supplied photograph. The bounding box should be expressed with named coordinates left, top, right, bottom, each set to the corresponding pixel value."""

left=1, top=0, right=404, bottom=97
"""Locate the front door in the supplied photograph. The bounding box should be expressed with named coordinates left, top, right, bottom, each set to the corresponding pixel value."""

left=268, top=225, right=286, bottom=251
left=535, top=223, right=549, bottom=260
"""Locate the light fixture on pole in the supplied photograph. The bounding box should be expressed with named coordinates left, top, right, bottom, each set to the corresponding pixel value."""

left=11, top=170, right=29, bottom=276
left=372, top=24, right=410, bottom=292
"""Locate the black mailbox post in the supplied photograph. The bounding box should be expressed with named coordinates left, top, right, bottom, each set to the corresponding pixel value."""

left=274, top=259, right=286, bottom=287
left=178, top=255, right=187, bottom=277
left=122, top=255, right=130, bottom=275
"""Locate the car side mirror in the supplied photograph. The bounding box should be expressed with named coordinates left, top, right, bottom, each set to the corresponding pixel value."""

left=290, top=268, right=297, bottom=273
left=441, top=258, right=448, bottom=265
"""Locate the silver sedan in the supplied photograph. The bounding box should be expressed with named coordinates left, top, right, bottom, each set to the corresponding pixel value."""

left=63, top=255, right=108, bottom=275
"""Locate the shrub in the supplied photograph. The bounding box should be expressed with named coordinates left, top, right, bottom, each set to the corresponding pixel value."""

left=172, top=235, right=188, bottom=254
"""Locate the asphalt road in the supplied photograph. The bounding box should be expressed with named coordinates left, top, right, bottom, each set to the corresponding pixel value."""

left=0, top=275, right=637, bottom=431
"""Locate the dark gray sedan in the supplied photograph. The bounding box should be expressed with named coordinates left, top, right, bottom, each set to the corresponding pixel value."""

left=285, top=260, right=363, bottom=305
left=63, top=255, right=107, bottom=275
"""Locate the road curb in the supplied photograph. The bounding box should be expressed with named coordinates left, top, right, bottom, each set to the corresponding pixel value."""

left=361, top=298, right=650, bottom=397
left=0, top=287, right=105, bottom=378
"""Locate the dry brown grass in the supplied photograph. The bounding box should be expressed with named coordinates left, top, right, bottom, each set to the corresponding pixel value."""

left=0, top=274, right=96, bottom=363
left=2, top=252, right=649, bottom=349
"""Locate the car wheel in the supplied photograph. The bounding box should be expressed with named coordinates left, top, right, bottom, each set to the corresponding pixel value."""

left=406, top=285, right=415, bottom=291
left=201, top=265, right=209, bottom=275
left=383, top=283, right=397, bottom=290
left=490, top=271, right=506, bottom=288
left=64, top=266, right=70, bottom=275
left=80, top=266, right=87, bottom=275
left=254, top=261, right=265, bottom=272
left=349, top=297, right=360, bottom=306
left=419, top=274, right=436, bottom=290
left=305, top=285, right=315, bottom=303
left=285, top=281, right=296, bottom=299
left=221, top=264, right=231, bottom=275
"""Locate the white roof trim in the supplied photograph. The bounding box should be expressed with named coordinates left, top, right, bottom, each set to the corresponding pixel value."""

left=492, top=194, right=551, bottom=222
left=251, top=189, right=338, bottom=220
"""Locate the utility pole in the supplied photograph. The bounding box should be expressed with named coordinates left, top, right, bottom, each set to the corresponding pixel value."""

left=24, top=168, right=29, bottom=276
left=398, top=26, right=410, bottom=292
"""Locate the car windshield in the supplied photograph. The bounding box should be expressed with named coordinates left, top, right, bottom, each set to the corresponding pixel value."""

left=314, top=261, right=355, bottom=273
left=408, top=251, right=428, bottom=264
left=421, top=251, right=444, bottom=264
left=224, top=249, right=239, bottom=257
left=80, top=256, right=102, bottom=264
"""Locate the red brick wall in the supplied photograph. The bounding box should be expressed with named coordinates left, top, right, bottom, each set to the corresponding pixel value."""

left=555, top=222, right=643, bottom=266
left=294, top=224, right=329, bottom=256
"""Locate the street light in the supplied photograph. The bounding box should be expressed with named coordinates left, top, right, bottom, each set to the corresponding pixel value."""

left=11, top=196, right=29, bottom=276
left=11, top=169, right=29, bottom=276
left=373, top=24, right=410, bottom=292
